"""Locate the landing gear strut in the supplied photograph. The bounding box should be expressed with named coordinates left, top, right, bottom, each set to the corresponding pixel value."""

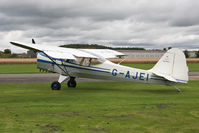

left=67, top=77, right=77, bottom=88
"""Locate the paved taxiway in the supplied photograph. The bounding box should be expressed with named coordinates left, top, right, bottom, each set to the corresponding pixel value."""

left=0, top=73, right=104, bottom=83
left=0, top=72, right=198, bottom=83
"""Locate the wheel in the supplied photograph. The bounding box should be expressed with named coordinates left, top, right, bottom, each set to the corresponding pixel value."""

left=51, top=81, right=61, bottom=90
left=67, top=80, right=76, bottom=88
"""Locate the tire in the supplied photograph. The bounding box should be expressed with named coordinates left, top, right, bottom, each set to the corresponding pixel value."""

left=51, top=81, right=61, bottom=90
left=67, top=80, right=76, bottom=88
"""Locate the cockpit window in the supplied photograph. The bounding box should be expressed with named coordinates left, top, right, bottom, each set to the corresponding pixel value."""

left=90, top=58, right=102, bottom=65
left=76, top=58, right=102, bottom=66
left=65, top=59, right=79, bottom=64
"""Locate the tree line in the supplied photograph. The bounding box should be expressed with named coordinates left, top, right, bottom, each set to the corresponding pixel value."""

left=0, top=49, right=18, bottom=58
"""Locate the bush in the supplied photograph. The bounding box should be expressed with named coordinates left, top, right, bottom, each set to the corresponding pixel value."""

left=4, top=49, right=11, bottom=54
left=196, top=51, right=199, bottom=58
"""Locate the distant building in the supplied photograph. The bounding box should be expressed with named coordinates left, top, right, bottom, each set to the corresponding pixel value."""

left=16, top=53, right=28, bottom=58
left=188, top=51, right=197, bottom=58
left=118, top=50, right=197, bottom=59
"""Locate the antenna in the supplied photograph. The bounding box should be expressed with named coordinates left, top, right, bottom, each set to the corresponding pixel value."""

left=32, top=39, right=36, bottom=44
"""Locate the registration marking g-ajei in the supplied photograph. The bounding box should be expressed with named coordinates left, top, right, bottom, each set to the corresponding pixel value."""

left=112, top=69, right=149, bottom=81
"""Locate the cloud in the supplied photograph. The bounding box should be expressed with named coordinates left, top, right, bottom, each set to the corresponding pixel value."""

left=0, top=0, right=199, bottom=53
left=169, top=1, right=199, bottom=27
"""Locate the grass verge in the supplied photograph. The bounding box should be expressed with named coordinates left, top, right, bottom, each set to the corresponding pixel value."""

left=0, top=81, right=198, bottom=133
left=0, top=64, right=40, bottom=74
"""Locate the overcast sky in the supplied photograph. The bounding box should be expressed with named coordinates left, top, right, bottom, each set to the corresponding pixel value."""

left=0, top=0, right=199, bottom=53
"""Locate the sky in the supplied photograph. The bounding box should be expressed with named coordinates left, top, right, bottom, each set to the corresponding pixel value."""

left=0, top=0, right=199, bottom=53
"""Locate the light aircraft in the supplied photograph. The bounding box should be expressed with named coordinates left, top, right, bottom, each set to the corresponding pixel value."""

left=10, top=40, right=188, bottom=92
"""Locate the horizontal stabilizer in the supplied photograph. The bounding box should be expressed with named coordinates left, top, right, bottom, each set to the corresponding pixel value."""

left=152, top=71, right=177, bottom=82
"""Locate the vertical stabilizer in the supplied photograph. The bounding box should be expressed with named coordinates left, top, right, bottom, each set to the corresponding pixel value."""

left=150, top=48, right=188, bottom=83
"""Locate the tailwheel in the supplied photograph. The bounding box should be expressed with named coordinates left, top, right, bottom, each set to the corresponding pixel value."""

left=67, top=77, right=77, bottom=88
left=51, top=81, right=61, bottom=90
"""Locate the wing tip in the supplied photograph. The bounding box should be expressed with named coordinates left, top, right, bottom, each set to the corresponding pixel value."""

left=10, top=41, right=15, bottom=44
left=10, top=41, right=20, bottom=45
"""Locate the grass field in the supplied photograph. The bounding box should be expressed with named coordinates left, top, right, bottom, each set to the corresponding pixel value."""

left=0, top=64, right=40, bottom=74
left=0, top=63, right=199, bottom=74
left=0, top=81, right=199, bottom=133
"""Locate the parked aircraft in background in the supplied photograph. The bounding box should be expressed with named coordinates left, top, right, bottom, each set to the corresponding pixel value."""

left=10, top=40, right=188, bottom=92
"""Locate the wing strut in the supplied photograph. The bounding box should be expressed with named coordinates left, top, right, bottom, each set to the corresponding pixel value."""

left=42, top=52, right=69, bottom=76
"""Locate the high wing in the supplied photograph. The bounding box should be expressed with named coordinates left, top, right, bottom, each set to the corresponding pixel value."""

left=10, top=41, right=125, bottom=59
left=10, top=41, right=98, bottom=59
left=81, top=49, right=125, bottom=58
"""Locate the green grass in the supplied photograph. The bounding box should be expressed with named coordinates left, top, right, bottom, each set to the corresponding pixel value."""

left=0, top=81, right=199, bottom=133
left=187, top=63, right=199, bottom=72
left=0, top=63, right=198, bottom=74
left=0, top=64, right=40, bottom=74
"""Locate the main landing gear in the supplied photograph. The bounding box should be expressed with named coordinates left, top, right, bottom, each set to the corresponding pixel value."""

left=67, top=77, right=77, bottom=88
left=51, top=81, right=61, bottom=90
left=51, top=75, right=77, bottom=90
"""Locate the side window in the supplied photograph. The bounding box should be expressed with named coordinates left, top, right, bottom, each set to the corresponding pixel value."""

left=83, top=58, right=91, bottom=66
left=77, top=58, right=91, bottom=66
left=90, top=58, right=101, bottom=65
left=77, top=58, right=102, bottom=66
left=65, top=59, right=79, bottom=64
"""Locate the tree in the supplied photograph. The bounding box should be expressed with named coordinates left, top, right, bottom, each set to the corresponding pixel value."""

left=196, top=50, right=199, bottom=58
left=163, top=48, right=167, bottom=51
left=4, top=49, right=11, bottom=54
left=184, top=50, right=189, bottom=58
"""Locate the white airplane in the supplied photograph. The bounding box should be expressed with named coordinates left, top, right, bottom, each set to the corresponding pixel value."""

left=10, top=41, right=188, bottom=92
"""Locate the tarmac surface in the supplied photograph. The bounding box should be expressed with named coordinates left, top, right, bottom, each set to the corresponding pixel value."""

left=0, top=72, right=199, bottom=83
left=0, top=73, right=104, bottom=83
